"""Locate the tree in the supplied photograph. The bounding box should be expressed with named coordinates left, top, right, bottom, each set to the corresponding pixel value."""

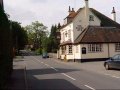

left=11, top=21, right=28, bottom=52
left=24, top=21, right=48, bottom=53
left=48, top=24, right=60, bottom=53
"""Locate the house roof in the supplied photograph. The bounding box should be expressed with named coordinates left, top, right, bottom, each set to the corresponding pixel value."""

left=60, top=40, right=72, bottom=46
left=90, top=8, right=120, bottom=29
left=60, top=8, right=120, bottom=29
left=75, top=26, right=120, bottom=44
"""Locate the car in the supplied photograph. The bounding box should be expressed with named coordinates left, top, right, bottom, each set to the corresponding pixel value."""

left=104, top=54, right=120, bottom=70
left=42, top=52, right=49, bottom=58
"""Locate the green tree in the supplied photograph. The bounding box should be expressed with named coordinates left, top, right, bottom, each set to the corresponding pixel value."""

left=11, top=21, right=28, bottom=53
left=48, top=24, right=60, bottom=53
left=24, top=21, right=48, bottom=53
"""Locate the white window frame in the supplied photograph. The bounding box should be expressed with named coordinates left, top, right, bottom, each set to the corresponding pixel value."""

left=115, top=43, right=120, bottom=52
left=68, top=30, right=71, bottom=40
left=68, top=45, right=72, bottom=54
left=88, top=44, right=102, bottom=53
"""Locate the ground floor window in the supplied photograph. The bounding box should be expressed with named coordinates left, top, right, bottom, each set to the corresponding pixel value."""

left=61, top=46, right=66, bottom=54
left=88, top=44, right=102, bottom=53
left=68, top=45, right=72, bottom=54
left=82, top=47, right=86, bottom=54
left=115, top=43, right=120, bottom=52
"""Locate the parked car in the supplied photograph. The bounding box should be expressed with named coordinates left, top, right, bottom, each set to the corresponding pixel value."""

left=42, top=52, right=49, bottom=58
left=104, top=54, right=120, bottom=70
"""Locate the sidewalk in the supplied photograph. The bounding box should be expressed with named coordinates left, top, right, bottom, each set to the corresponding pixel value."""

left=7, top=57, right=27, bottom=90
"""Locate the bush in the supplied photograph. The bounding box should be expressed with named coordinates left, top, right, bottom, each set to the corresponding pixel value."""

left=35, top=48, right=42, bottom=55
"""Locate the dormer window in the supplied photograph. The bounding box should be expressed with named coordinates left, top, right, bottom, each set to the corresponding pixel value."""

left=89, top=15, right=94, bottom=21
left=65, top=31, right=68, bottom=37
left=76, top=25, right=82, bottom=31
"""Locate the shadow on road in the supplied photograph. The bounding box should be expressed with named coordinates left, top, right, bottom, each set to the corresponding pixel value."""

left=27, top=68, right=80, bottom=75
left=28, top=79, right=81, bottom=90
left=6, top=69, right=26, bottom=90
left=26, top=68, right=82, bottom=90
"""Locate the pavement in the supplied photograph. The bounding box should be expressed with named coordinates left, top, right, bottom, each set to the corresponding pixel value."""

left=6, top=56, right=27, bottom=90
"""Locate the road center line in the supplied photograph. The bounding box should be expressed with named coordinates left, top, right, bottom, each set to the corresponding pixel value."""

left=61, top=73, right=76, bottom=81
left=50, top=67, right=58, bottom=71
left=104, top=73, right=111, bottom=76
left=85, top=85, right=95, bottom=90
left=45, top=64, right=49, bottom=67
left=32, top=56, right=44, bottom=63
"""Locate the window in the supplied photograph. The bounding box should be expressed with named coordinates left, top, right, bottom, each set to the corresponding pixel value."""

left=89, top=15, right=94, bottom=21
left=68, top=45, right=72, bottom=54
left=61, top=46, right=66, bottom=54
left=82, top=47, right=86, bottom=54
left=76, top=25, right=82, bottom=31
left=63, top=33, right=65, bottom=41
left=115, top=43, right=120, bottom=52
left=88, top=44, right=102, bottom=52
left=65, top=31, right=67, bottom=37
left=68, top=30, right=71, bottom=40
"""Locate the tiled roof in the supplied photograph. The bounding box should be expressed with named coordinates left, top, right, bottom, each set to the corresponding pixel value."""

left=60, top=40, right=72, bottom=46
left=90, top=8, right=120, bottom=29
left=60, top=8, right=120, bottom=29
left=75, top=26, right=120, bottom=44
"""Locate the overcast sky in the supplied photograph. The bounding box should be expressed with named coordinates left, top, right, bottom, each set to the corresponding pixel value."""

left=4, top=0, right=120, bottom=29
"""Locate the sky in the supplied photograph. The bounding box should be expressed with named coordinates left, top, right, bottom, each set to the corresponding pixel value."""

left=4, top=0, right=120, bottom=30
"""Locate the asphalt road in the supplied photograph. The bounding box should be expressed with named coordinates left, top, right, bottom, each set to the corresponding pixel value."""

left=20, top=54, right=120, bottom=90
left=20, top=50, right=120, bottom=90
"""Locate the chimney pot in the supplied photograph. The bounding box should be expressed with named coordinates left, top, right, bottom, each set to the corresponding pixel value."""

left=72, top=8, right=74, bottom=12
left=69, top=6, right=71, bottom=12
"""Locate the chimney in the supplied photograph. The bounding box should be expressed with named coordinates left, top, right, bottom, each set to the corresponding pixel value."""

left=68, top=6, right=71, bottom=14
left=0, top=0, right=4, bottom=9
left=111, top=7, right=116, bottom=21
left=72, top=8, right=75, bottom=12
left=85, top=0, right=89, bottom=26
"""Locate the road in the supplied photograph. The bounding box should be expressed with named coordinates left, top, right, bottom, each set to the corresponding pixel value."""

left=20, top=51, right=120, bottom=90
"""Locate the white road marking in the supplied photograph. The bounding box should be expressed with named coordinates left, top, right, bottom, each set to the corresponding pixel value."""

left=61, top=73, right=76, bottom=81
left=32, top=56, right=44, bottom=64
left=111, top=76, right=120, bottom=79
left=104, top=73, right=111, bottom=76
left=104, top=73, right=120, bottom=79
left=50, top=67, right=58, bottom=71
left=85, top=85, right=95, bottom=90
left=45, top=64, right=49, bottom=67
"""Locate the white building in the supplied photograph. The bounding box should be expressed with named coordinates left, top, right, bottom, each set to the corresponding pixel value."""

left=58, top=0, right=120, bottom=62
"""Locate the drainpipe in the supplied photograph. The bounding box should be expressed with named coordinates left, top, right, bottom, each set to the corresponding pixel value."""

left=108, top=43, right=110, bottom=58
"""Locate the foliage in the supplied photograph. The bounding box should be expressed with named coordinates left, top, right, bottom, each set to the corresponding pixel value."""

left=35, top=48, right=42, bottom=55
left=11, top=21, right=28, bottom=51
left=24, top=21, right=49, bottom=52
left=48, top=23, right=61, bottom=53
